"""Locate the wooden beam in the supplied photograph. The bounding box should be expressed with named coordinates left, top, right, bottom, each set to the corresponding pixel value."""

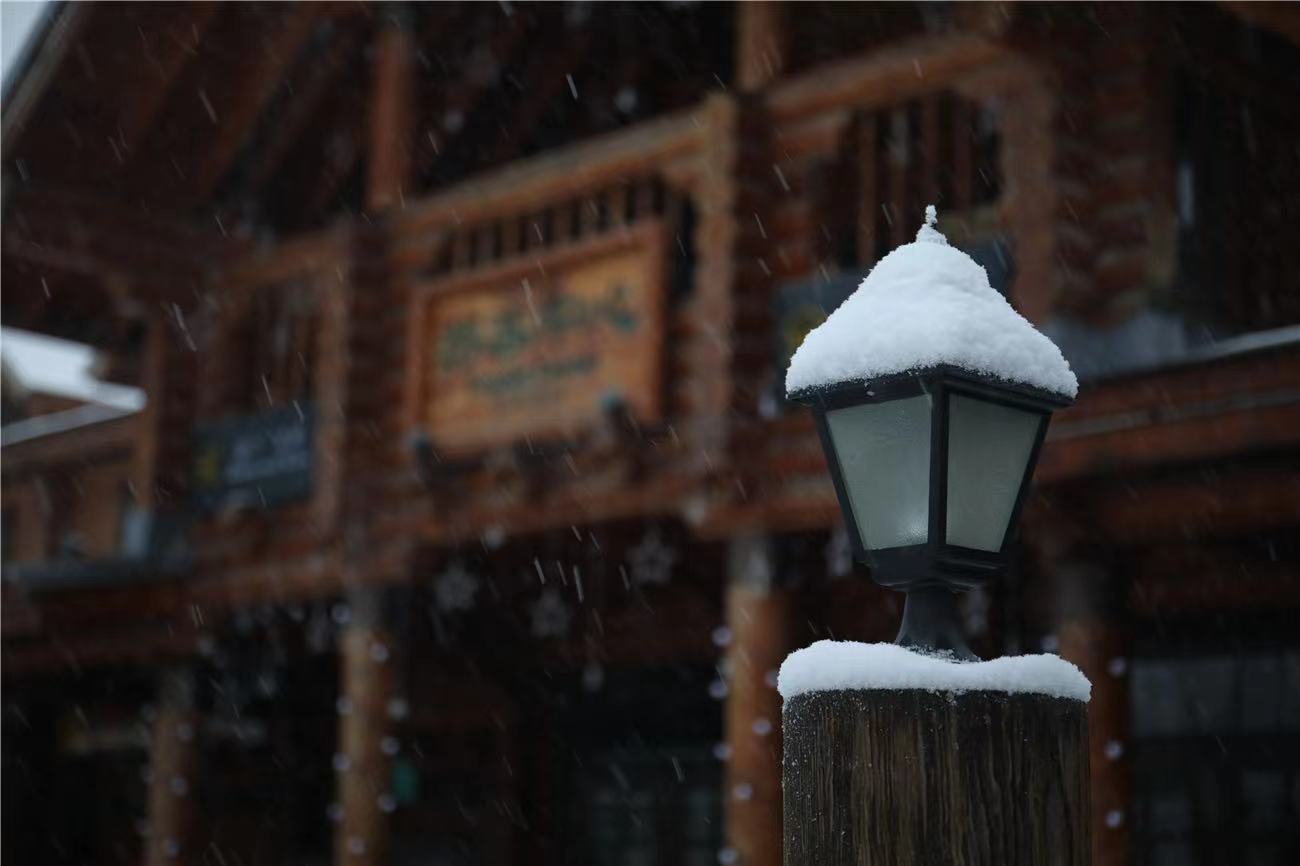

left=116, top=3, right=222, bottom=157
left=334, top=588, right=396, bottom=866
left=2, top=624, right=198, bottom=677
left=1, top=191, right=236, bottom=312
left=0, top=413, right=137, bottom=471
left=1219, top=1, right=1300, bottom=45
left=485, top=23, right=596, bottom=166
left=768, top=33, right=1008, bottom=123
left=184, top=4, right=321, bottom=205
left=1081, top=469, right=1300, bottom=545
left=366, top=11, right=417, bottom=211
left=1055, top=568, right=1129, bottom=866
left=1131, top=562, right=1300, bottom=616
left=242, top=26, right=363, bottom=192
left=145, top=671, right=200, bottom=866
left=737, top=1, right=787, bottom=91
left=1038, top=398, right=1300, bottom=482
left=724, top=536, right=789, bottom=866
left=414, top=9, right=529, bottom=184
left=393, top=105, right=702, bottom=236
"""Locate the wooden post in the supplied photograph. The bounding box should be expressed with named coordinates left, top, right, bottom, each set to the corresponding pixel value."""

left=334, top=587, right=396, bottom=866
left=367, top=8, right=416, bottom=212
left=1056, top=563, right=1131, bottom=866
left=724, top=535, right=788, bottom=866
left=736, top=1, right=787, bottom=91
left=784, top=687, right=1090, bottom=866
left=146, top=670, right=199, bottom=866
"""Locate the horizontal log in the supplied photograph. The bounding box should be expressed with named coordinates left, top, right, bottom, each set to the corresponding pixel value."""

left=769, top=33, right=1009, bottom=122
left=396, top=108, right=705, bottom=233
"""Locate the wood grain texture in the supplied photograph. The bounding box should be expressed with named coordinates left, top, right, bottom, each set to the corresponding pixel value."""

left=784, top=689, right=1089, bottom=866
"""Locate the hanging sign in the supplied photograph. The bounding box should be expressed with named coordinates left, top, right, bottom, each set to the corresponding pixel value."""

left=415, top=224, right=666, bottom=452
left=192, top=403, right=314, bottom=511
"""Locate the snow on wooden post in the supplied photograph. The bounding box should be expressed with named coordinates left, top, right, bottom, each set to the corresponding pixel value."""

left=780, top=207, right=1089, bottom=864
left=780, top=643, right=1091, bottom=866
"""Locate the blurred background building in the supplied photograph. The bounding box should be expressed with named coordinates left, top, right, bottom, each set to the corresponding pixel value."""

left=2, top=2, right=1298, bottom=865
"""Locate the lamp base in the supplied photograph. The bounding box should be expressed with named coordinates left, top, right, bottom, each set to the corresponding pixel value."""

left=894, top=587, right=976, bottom=661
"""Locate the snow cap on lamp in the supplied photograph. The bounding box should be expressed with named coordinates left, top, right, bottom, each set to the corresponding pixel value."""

left=785, top=205, right=1077, bottom=400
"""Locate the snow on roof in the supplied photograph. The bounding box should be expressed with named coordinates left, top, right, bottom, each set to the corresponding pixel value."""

left=1, top=1, right=52, bottom=95
left=778, top=640, right=1092, bottom=702
left=1, top=327, right=145, bottom=412
left=785, top=206, right=1078, bottom=399
left=1, top=401, right=136, bottom=447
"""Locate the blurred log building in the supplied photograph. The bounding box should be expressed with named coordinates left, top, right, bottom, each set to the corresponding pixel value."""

left=3, top=3, right=1299, bottom=866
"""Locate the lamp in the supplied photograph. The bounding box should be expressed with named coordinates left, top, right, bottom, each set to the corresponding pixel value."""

left=787, top=206, right=1077, bottom=659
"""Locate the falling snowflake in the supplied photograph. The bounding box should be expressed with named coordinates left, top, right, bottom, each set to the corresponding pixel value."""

left=530, top=588, right=572, bottom=638
left=582, top=661, right=605, bottom=692
left=627, top=528, right=677, bottom=586
left=433, top=562, right=480, bottom=613
left=614, top=86, right=639, bottom=115
left=305, top=606, right=335, bottom=654
left=825, top=526, right=853, bottom=578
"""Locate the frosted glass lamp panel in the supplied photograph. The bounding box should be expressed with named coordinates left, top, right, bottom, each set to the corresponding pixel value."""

left=825, top=396, right=931, bottom=549
left=945, top=394, right=1041, bottom=551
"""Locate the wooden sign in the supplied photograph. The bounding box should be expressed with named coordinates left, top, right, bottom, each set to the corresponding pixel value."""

left=192, top=403, right=314, bottom=511
left=413, top=224, right=666, bottom=452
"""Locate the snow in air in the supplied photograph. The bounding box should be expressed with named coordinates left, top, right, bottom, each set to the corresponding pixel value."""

left=785, top=206, right=1078, bottom=399
left=778, top=640, right=1092, bottom=702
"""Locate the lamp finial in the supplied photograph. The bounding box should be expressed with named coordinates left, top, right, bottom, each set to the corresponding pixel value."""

left=915, top=204, right=947, bottom=245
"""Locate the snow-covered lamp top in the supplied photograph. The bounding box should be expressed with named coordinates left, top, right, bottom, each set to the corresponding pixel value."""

left=785, top=206, right=1078, bottom=400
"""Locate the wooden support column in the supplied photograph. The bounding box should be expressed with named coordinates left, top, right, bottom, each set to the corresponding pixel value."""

left=736, top=1, right=787, bottom=91
left=723, top=535, right=788, bottom=866
left=367, top=8, right=417, bottom=212
left=1057, top=562, right=1131, bottom=866
left=784, top=686, right=1090, bottom=866
left=132, top=310, right=196, bottom=510
left=334, top=587, right=397, bottom=866
left=146, top=670, right=199, bottom=866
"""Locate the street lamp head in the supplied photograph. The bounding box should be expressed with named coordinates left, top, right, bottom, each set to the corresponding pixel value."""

left=787, top=206, right=1076, bottom=659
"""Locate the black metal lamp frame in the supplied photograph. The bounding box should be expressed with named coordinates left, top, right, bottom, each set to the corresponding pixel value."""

left=795, top=365, right=1072, bottom=659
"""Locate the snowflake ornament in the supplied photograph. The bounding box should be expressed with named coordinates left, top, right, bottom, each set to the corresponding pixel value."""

left=627, top=528, right=677, bottom=586
left=305, top=605, right=336, bottom=655
left=530, top=588, right=572, bottom=638
left=433, top=561, right=480, bottom=613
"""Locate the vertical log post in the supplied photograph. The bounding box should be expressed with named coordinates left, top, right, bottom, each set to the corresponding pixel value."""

left=146, top=669, right=199, bottom=866
left=334, top=588, right=396, bottom=866
left=1057, top=562, right=1131, bottom=866
left=366, top=7, right=416, bottom=212
left=736, top=1, right=787, bottom=91
left=782, top=653, right=1091, bottom=866
left=723, top=535, right=789, bottom=866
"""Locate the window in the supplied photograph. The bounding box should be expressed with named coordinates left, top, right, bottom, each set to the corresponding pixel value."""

left=1131, top=650, right=1300, bottom=865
